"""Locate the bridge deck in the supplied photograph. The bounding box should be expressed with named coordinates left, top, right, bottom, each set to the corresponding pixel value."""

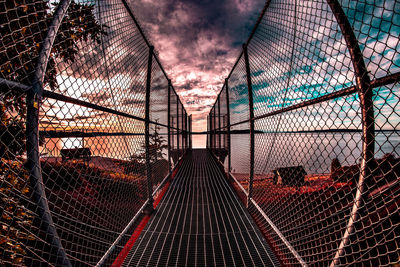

left=121, top=149, right=280, bottom=266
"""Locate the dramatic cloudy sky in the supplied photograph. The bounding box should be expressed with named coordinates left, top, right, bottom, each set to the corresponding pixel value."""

left=128, top=0, right=265, bottom=132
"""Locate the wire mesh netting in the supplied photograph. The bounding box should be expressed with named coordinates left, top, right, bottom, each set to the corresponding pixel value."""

left=1, top=0, right=400, bottom=265
left=208, top=0, right=399, bottom=266
left=0, top=0, right=189, bottom=265
left=119, top=149, right=281, bottom=267
left=218, top=85, right=228, bottom=170
left=177, top=101, right=182, bottom=160
left=181, top=105, right=186, bottom=153
left=170, top=90, right=179, bottom=166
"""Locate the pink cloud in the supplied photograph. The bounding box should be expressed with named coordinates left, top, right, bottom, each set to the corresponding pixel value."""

left=128, top=0, right=265, bottom=134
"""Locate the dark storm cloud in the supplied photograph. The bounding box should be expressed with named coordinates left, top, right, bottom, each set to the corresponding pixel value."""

left=128, top=0, right=265, bottom=131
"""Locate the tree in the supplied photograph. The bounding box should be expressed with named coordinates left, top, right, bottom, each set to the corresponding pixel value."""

left=0, top=0, right=105, bottom=265
left=135, top=120, right=168, bottom=164
left=149, top=122, right=169, bottom=163
left=1, top=0, right=106, bottom=158
left=124, top=121, right=169, bottom=183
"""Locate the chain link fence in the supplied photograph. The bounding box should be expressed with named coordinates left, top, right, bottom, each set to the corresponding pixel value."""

left=0, top=0, right=190, bottom=265
left=208, top=0, right=399, bottom=266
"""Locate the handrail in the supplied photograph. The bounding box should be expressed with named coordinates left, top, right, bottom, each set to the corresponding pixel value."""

left=206, top=0, right=399, bottom=265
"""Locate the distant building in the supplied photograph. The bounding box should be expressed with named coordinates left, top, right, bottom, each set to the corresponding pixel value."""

left=273, top=166, right=307, bottom=187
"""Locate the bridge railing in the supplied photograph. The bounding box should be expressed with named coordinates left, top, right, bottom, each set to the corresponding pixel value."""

left=207, top=0, right=400, bottom=266
left=0, top=0, right=190, bottom=265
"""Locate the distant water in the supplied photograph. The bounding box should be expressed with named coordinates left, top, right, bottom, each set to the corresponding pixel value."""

left=230, top=131, right=400, bottom=175
left=41, top=135, right=167, bottom=161
left=41, top=132, right=399, bottom=174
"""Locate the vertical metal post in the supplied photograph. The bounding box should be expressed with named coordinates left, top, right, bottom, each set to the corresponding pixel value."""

left=182, top=108, right=187, bottom=152
left=183, top=111, right=185, bottom=154
left=206, top=115, right=208, bottom=149
left=181, top=108, right=184, bottom=154
left=210, top=107, right=214, bottom=151
left=213, top=105, right=216, bottom=154
left=326, top=0, right=374, bottom=266
left=206, top=115, right=209, bottom=149
left=208, top=110, right=212, bottom=150
left=186, top=111, right=188, bottom=152
left=182, top=104, right=185, bottom=153
left=167, top=79, right=171, bottom=172
left=26, top=0, right=72, bottom=265
left=176, top=98, right=180, bottom=159
left=144, top=45, right=154, bottom=214
left=214, top=106, right=216, bottom=153
left=218, top=95, right=221, bottom=154
left=209, top=114, right=212, bottom=150
left=210, top=114, right=212, bottom=150
left=212, top=110, right=214, bottom=151
left=181, top=105, right=184, bottom=154
left=27, top=96, right=72, bottom=267
left=172, top=116, right=175, bottom=160
left=215, top=105, right=217, bottom=154
left=183, top=109, right=186, bottom=153
left=212, top=105, right=217, bottom=154
left=211, top=112, right=213, bottom=150
left=225, top=79, right=231, bottom=177
left=243, top=44, right=255, bottom=207
left=189, top=115, right=192, bottom=150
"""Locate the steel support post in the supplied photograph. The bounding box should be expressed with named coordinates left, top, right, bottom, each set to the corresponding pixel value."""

left=144, top=45, right=154, bottom=214
left=209, top=113, right=211, bottom=150
left=208, top=113, right=212, bottom=151
left=211, top=106, right=217, bottom=153
left=243, top=44, right=255, bottom=207
left=326, top=0, right=374, bottom=266
left=225, top=79, right=231, bottom=177
left=182, top=110, right=185, bottom=153
left=26, top=0, right=73, bottom=265
left=189, top=115, right=192, bottom=150
left=167, top=79, right=172, bottom=172
left=210, top=109, right=213, bottom=151
left=211, top=112, right=214, bottom=150
left=182, top=105, right=185, bottom=152
left=218, top=95, right=222, bottom=155
left=206, top=115, right=209, bottom=149
left=213, top=106, right=216, bottom=152
left=183, top=109, right=186, bottom=152
left=212, top=107, right=214, bottom=153
left=186, top=112, right=187, bottom=150
left=181, top=104, right=183, bottom=155
left=214, top=107, right=216, bottom=152
left=177, top=98, right=180, bottom=159
left=212, top=111, right=214, bottom=151
left=186, top=112, right=188, bottom=151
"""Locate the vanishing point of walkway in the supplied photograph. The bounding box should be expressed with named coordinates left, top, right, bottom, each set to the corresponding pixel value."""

left=122, top=149, right=280, bottom=266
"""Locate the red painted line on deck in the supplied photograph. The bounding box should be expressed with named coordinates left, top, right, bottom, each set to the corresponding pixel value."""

left=153, top=180, right=170, bottom=208
left=111, top=214, right=151, bottom=267
left=111, top=166, right=178, bottom=266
